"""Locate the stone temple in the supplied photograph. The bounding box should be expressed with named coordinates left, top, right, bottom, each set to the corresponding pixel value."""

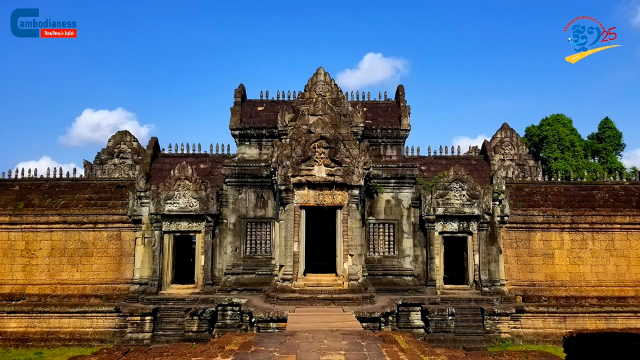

left=1, top=67, right=639, bottom=345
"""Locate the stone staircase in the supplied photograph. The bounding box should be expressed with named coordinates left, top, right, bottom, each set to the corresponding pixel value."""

left=152, top=307, right=186, bottom=341
left=286, top=307, right=363, bottom=332
left=293, top=274, right=346, bottom=288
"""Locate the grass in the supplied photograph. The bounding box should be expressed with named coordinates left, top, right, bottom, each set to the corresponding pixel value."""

left=0, top=346, right=99, bottom=360
left=488, top=339, right=566, bottom=359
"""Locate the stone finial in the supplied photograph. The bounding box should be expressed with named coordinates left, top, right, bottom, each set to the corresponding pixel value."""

left=636, top=171, right=639, bottom=182
left=596, top=171, right=600, bottom=180
left=1, top=172, right=4, bottom=179
left=181, top=143, right=184, bottom=153
left=356, top=90, right=360, bottom=101
left=192, top=144, right=196, bottom=153
left=439, top=145, right=443, bottom=156
left=260, top=91, right=263, bottom=100
left=46, top=168, right=50, bottom=178
left=216, top=143, right=219, bottom=154
left=428, top=146, right=431, bottom=156
left=221, top=144, right=225, bottom=154
left=544, top=174, right=548, bottom=181
left=457, top=145, right=461, bottom=155
left=198, top=143, right=201, bottom=153
left=28, top=169, right=31, bottom=178
left=186, top=143, right=190, bottom=154
left=405, top=146, right=409, bottom=156
left=350, top=91, right=354, bottom=101
left=384, top=91, right=388, bottom=101
left=367, top=92, right=371, bottom=101
left=557, top=170, right=561, bottom=181
left=34, top=168, right=38, bottom=177
left=66, top=171, right=70, bottom=178
left=287, top=90, right=291, bottom=100
left=210, top=144, right=213, bottom=154
left=570, top=170, right=573, bottom=181
left=174, top=143, right=178, bottom=154
left=445, top=146, right=448, bottom=155
left=616, top=171, right=620, bottom=181
left=450, top=146, right=454, bottom=155
left=59, top=167, right=62, bottom=178
left=227, top=144, right=230, bottom=155
left=14, top=168, right=17, bottom=178
left=623, top=171, right=626, bottom=181
left=73, top=168, right=76, bottom=178
left=417, top=146, right=420, bottom=156
left=265, top=90, right=269, bottom=100
left=168, top=143, right=172, bottom=153
left=379, top=92, right=382, bottom=101
left=53, top=167, right=57, bottom=178
left=21, top=168, right=24, bottom=178
left=604, top=171, right=608, bottom=181
left=7, top=169, right=11, bottom=178
left=277, top=90, right=280, bottom=100
left=411, top=146, right=414, bottom=156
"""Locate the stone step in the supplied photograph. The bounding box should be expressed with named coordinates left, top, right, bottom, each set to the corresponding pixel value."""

left=286, top=307, right=363, bottom=332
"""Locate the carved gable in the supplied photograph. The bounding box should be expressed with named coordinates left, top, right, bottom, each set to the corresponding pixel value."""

left=272, top=68, right=371, bottom=192
left=151, top=162, right=218, bottom=214
left=483, top=123, right=542, bottom=181
left=83, top=130, right=146, bottom=178
left=422, top=165, right=490, bottom=218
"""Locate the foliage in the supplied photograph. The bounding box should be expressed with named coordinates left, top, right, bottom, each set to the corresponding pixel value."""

left=365, top=182, right=385, bottom=198
left=0, top=347, right=99, bottom=360
left=523, top=114, right=628, bottom=180
left=586, top=116, right=626, bottom=176
left=488, top=339, right=565, bottom=359
left=416, top=172, right=446, bottom=195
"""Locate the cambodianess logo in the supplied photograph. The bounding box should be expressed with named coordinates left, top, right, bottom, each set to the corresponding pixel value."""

left=11, top=8, right=77, bottom=38
left=564, top=16, right=620, bottom=64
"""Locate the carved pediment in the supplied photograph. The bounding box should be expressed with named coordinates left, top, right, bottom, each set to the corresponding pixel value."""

left=272, top=68, right=371, bottom=192
left=83, top=130, right=145, bottom=178
left=422, top=166, right=490, bottom=218
left=150, top=162, right=218, bottom=214
left=484, top=123, right=542, bottom=181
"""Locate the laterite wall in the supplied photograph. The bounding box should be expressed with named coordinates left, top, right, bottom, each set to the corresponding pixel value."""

left=503, top=182, right=640, bottom=299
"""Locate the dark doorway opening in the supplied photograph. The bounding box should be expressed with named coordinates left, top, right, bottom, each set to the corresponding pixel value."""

left=305, top=206, right=337, bottom=274
left=173, top=234, right=196, bottom=285
left=443, top=236, right=468, bottom=285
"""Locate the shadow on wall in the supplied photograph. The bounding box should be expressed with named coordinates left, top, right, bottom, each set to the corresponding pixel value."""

left=563, top=330, right=640, bottom=360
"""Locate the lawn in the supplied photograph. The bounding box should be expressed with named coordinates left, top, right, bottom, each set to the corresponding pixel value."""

left=488, top=339, right=566, bottom=359
left=0, top=347, right=98, bottom=360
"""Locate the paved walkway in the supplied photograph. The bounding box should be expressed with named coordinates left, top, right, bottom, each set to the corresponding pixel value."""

left=232, top=331, right=387, bottom=360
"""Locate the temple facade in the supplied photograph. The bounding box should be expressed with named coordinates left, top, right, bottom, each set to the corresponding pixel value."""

left=1, top=68, right=639, bottom=345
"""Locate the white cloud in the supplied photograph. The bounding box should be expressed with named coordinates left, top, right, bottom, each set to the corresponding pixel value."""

left=58, top=108, right=153, bottom=146
left=622, top=148, right=640, bottom=168
left=631, top=3, right=640, bottom=27
left=452, top=134, right=488, bottom=152
left=335, top=53, right=408, bottom=90
left=11, top=156, right=79, bottom=178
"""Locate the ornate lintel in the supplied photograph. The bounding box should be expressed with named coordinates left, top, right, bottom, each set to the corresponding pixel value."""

left=294, top=189, right=348, bottom=205
left=162, top=218, right=205, bottom=232
left=434, top=218, right=478, bottom=233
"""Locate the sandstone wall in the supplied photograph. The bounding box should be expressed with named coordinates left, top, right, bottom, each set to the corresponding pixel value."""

left=0, top=180, right=136, bottom=301
left=504, top=182, right=640, bottom=299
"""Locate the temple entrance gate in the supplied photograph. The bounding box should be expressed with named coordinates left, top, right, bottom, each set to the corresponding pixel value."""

left=304, top=206, right=338, bottom=274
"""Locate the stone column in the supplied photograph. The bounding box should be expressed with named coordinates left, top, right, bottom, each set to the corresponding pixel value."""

left=203, top=220, right=215, bottom=287
left=150, top=215, right=163, bottom=292
left=425, top=223, right=438, bottom=288
left=280, top=204, right=294, bottom=282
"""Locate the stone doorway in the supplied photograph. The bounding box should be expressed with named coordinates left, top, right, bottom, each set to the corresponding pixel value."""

left=173, top=234, right=196, bottom=285
left=304, top=206, right=337, bottom=274
left=443, top=236, right=468, bottom=286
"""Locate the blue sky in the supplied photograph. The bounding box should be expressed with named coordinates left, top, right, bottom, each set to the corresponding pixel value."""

left=1, top=0, right=640, bottom=175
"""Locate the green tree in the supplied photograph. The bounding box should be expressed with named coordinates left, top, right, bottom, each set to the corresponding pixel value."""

left=523, top=114, right=593, bottom=179
left=585, top=117, right=626, bottom=176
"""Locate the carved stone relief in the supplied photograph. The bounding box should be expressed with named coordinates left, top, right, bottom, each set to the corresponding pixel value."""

left=165, top=179, right=200, bottom=211
left=83, top=130, right=145, bottom=178
left=435, top=219, right=478, bottom=233
left=295, top=189, right=348, bottom=205
left=162, top=219, right=206, bottom=231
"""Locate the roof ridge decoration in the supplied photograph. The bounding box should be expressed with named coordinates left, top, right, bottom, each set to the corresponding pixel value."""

left=83, top=130, right=145, bottom=178
left=302, top=67, right=342, bottom=99
left=483, top=123, right=542, bottom=181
